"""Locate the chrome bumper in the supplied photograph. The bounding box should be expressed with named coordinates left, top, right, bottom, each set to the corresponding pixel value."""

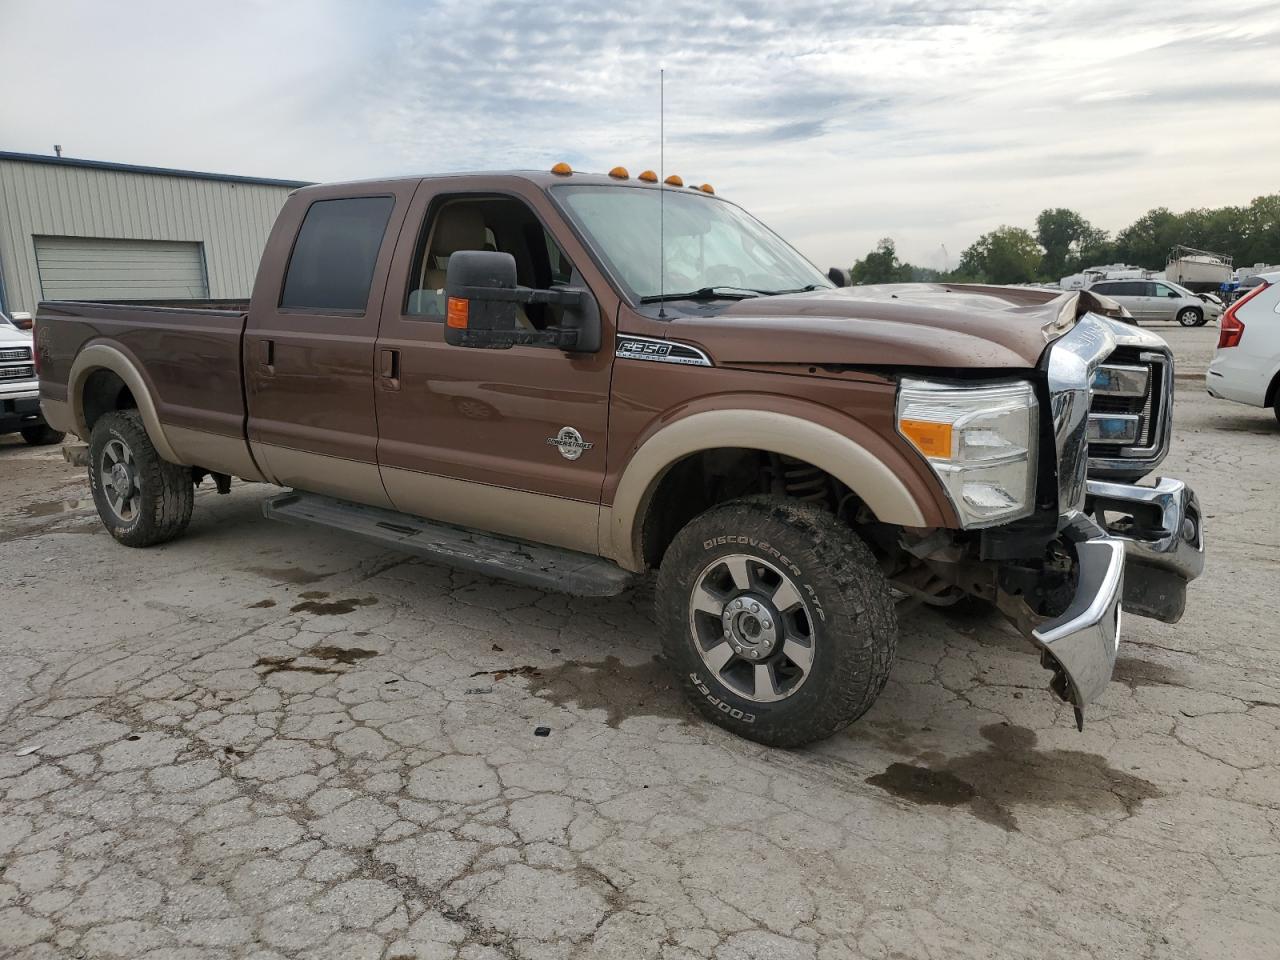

left=1030, top=533, right=1125, bottom=708
left=1086, top=477, right=1204, bottom=622
left=1027, top=477, right=1203, bottom=713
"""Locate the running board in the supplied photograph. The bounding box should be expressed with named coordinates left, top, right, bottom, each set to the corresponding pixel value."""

left=261, top=491, right=637, bottom=597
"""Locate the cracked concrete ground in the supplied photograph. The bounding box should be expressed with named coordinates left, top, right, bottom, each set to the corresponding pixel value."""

left=2, top=345, right=1277, bottom=958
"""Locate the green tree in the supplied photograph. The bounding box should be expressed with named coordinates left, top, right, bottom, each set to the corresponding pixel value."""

left=957, top=226, right=1042, bottom=284
left=1035, top=208, right=1112, bottom=278
left=1113, top=208, right=1183, bottom=270
left=849, top=238, right=913, bottom=284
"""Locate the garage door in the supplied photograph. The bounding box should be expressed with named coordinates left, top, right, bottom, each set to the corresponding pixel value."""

left=34, top=236, right=209, bottom=302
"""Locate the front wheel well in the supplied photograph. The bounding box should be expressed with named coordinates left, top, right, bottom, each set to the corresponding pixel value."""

left=638, top=448, right=871, bottom=569
left=81, top=369, right=137, bottom=431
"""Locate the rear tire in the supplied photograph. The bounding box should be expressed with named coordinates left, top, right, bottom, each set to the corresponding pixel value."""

left=1177, top=307, right=1203, bottom=327
left=20, top=424, right=65, bottom=446
left=655, top=496, right=897, bottom=747
left=88, top=410, right=193, bottom=547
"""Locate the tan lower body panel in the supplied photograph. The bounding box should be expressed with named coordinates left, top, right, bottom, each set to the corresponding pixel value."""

left=40, top=398, right=76, bottom=437
left=167, top=425, right=267, bottom=482
left=381, top=466, right=600, bottom=556
left=254, top=443, right=394, bottom=510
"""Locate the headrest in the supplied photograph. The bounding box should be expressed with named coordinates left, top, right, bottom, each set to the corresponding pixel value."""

left=431, top=204, right=486, bottom=256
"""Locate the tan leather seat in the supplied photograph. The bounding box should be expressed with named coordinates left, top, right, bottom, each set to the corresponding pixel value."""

left=412, top=204, right=533, bottom=329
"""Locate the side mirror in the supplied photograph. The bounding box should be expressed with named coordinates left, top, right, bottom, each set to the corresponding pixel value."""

left=443, top=249, right=601, bottom=352
left=443, top=251, right=520, bottom=348
left=827, top=267, right=850, bottom=288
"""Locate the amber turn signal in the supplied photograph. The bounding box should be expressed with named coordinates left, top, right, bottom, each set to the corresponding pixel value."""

left=608, top=166, right=629, bottom=179
left=550, top=162, right=573, bottom=176
left=638, top=170, right=658, bottom=182
left=446, top=297, right=469, bottom=329
left=899, top=419, right=953, bottom=459
left=663, top=174, right=683, bottom=187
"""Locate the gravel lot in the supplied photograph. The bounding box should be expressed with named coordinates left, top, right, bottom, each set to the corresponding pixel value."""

left=2, top=324, right=1277, bottom=960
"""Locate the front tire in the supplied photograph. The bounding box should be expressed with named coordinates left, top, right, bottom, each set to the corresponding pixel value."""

left=20, top=424, right=65, bottom=446
left=656, top=496, right=897, bottom=747
left=88, top=410, right=193, bottom=547
left=1177, top=307, right=1203, bottom=327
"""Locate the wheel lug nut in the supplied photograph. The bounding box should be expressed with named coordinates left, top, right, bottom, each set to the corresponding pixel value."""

left=750, top=603, right=760, bottom=613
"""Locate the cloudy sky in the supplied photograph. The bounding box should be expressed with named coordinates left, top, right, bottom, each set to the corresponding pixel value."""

left=3, top=0, right=1278, bottom=270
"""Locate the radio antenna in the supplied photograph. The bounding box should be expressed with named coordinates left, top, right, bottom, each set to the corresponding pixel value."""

left=658, top=67, right=667, bottom=319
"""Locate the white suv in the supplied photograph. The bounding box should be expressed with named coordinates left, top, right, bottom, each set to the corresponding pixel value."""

left=1, top=312, right=65, bottom=445
left=1206, top=272, right=1280, bottom=423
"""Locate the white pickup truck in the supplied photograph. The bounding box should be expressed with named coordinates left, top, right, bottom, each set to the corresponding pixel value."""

left=1, top=310, right=63, bottom=445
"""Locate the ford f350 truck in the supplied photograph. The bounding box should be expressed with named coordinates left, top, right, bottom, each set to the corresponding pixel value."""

left=35, top=166, right=1204, bottom=746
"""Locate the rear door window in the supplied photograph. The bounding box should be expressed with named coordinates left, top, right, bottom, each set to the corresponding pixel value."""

left=280, top=197, right=396, bottom=313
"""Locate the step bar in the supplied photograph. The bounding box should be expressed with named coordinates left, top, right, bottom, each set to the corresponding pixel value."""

left=261, top=491, right=638, bottom=597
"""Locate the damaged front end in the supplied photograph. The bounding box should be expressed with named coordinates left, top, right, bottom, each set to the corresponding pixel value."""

left=889, top=313, right=1205, bottom=727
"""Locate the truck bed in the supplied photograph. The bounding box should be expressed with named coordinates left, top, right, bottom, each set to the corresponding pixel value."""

left=37, top=300, right=253, bottom=474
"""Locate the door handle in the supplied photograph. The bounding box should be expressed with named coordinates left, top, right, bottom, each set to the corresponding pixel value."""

left=380, top=348, right=401, bottom=389
left=260, top=338, right=275, bottom=368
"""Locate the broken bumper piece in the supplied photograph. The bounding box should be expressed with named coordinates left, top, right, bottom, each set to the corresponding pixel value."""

left=1030, top=477, right=1204, bottom=718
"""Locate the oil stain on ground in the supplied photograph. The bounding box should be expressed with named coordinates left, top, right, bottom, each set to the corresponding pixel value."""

left=865, top=722, right=1161, bottom=832
left=528, top=655, right=689, bottom=728
left=1112, top=657, right=1188, bottom=689
left=290, top=596, right=379, bottom=616
left=255, top=645, right=379, bottom=675
left=245, top=565, right=332, bottom=586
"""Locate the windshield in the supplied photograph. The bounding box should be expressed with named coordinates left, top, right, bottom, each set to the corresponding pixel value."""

left=554, top=184, right=831, bottom=302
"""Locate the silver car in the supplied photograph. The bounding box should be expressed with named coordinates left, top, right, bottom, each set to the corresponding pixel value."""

left=1087, top=278, right=1222, bottom=326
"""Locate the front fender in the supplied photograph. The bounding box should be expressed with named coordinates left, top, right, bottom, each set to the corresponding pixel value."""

left=603, top=400, right=954, bottom=570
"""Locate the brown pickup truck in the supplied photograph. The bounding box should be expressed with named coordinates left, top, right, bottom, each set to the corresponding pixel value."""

left=36, top=166, right=1204, bottom=746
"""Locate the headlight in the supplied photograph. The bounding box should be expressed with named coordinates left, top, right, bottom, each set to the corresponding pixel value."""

left=896, top=378, right=1038, bottom=528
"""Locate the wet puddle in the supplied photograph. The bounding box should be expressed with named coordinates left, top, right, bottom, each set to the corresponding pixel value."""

left=864, top=722, right=1161, bottom=832
left=245, top=565, right=332, bottom=585
left=527, top=655, right=688, bottom=728
left=254, top=645, right=379, bottom=675
left=21, top=498, right=88, bottom=517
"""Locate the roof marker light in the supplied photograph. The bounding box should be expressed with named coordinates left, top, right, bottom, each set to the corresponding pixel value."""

left=664, top=174, right=683, bottom=187
left=550, top=162, right=573, bottom=176
left=699, top=183, right=715, bottom=194
left=638, top=170, right=658, bottom=182
left=608, top=166, right=629, bottom=179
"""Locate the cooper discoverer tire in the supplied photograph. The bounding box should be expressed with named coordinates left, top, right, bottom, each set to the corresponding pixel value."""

left=88, top=410, right=194, bottom=547
left=656, top=496, right=897, bottom=747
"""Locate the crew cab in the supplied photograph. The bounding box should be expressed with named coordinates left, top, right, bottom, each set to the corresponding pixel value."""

left=35, top=166, right=1204, bottom=746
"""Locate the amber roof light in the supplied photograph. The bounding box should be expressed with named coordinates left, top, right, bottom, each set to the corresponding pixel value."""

left=638, top=170, right=658, bottom=182
left=664, top=174, right=683, bottom=187
left=550, top=162, right=573, bottom=176
left=699, top=183, right=715, bottom=194
left=608, top=166, right=629, bottom=179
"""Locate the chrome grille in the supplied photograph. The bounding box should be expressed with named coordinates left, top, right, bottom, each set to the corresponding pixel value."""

left=1087, top=346, right=1171, bottom=475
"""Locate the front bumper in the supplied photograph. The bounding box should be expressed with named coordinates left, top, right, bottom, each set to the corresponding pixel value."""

left=1026, top=477, right=1204, bottom=711
left=0, top=395, right=45, bottom=434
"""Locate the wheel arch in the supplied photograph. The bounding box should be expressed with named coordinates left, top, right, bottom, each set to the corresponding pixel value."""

left=69, top=343, right=181, bottom=463
left=604, top=406, right=943, bottom=571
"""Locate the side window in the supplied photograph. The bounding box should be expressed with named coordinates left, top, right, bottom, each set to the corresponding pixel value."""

left=1155, top=283, right=1178, bottom=298
left=280, top=196, right=395, bottom=312
left=404, top=196, right=577, bottom=329
left=1092, top=282, right=1116, bottom=295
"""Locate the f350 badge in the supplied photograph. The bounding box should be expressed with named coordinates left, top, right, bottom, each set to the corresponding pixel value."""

left=547, top=426, right=593, bottom=461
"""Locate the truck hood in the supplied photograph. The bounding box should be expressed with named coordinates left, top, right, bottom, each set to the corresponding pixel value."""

left=667, top=283, right=1118, bottom=369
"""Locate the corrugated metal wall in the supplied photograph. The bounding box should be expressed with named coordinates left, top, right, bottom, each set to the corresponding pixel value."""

left=0, top=156, right=296, bottom=314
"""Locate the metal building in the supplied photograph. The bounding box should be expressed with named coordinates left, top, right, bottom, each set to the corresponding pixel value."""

left=0, top=151, right=309, bottom=316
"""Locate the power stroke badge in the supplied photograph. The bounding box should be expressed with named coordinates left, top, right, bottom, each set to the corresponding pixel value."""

left=546, top=426, right=593, bottom=461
